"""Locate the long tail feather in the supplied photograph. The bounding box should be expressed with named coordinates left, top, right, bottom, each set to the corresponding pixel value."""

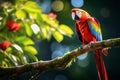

left=95, top=49, right=108, bottom=80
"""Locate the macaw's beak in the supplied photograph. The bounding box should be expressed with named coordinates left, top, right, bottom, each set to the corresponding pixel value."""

left=72, top=12, right=79, bottom=21
left=75, top=14, right=79, bottom=20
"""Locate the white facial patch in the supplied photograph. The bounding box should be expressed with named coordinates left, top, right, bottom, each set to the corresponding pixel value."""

left=72, top=12, right=75, bottom=20
left=76, top=11, right=81, bottom=19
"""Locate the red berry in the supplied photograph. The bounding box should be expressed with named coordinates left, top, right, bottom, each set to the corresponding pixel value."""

left=0, top=41, right=11, bottom=51
left=48, top=13, right=57, bottom=19
left=6, top=20, right=21, bottom=32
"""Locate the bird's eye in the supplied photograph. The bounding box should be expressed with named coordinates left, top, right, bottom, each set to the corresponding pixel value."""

left=72, top=12, right=75, bottom=20
left=76, top=11, right=81, bottom=18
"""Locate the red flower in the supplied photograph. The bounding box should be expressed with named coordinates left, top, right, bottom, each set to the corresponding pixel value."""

left=48, top=13, right=57, bottom=19
left=0, top=41, right=11, bottom=51
left=6, top=20, right=21, bottom=32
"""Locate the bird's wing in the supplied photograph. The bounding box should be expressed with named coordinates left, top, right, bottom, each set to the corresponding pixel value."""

left=87, top=17, right=102, bottom=41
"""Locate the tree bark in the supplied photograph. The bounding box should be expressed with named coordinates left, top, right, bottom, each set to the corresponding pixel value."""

left=0, top=38, right=120, bottom=79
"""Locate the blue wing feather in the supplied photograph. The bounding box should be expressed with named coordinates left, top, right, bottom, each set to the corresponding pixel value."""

left=87, top=17, right=102, bottom=41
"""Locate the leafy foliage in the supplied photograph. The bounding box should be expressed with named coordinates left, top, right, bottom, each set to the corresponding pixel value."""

left=0, top=0, right=74, bottom=67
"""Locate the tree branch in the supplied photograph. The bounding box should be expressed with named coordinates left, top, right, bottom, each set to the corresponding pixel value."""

left=0, top=38, right=120, bottom=78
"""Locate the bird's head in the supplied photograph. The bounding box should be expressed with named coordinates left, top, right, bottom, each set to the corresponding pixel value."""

left=71, top=8, right=90, bottom=21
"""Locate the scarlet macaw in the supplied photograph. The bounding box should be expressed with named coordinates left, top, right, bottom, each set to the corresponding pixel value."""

left=71, top=8, right=108, bottom=80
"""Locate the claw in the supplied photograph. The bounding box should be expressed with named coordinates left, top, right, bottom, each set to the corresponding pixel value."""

left=102, top=48, right=108, bottom=56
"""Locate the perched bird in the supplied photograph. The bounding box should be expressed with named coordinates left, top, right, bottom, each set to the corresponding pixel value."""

left=71, top=8, right=108, bottom=80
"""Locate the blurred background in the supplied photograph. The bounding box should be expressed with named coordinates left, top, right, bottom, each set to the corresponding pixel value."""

left=1, top=0, right=120, bottom=80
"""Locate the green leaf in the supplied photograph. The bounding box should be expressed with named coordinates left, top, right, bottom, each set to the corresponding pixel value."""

left=0, top=53, right=4, bottom=65
left=29, top=54, right=38, bottom=62
left=28, top=55, right=38, bottom=62
left=24, top=1, right=42, bottom=13
left=36, top=13, right=44, bottom=27
left=29, top=12, right=37, bottom=19
left=24, top=46, right=38, bottom=62
left=15, top=36, right=34, bottom=45
left=5, top=47, right=13, bottom=53
left=3, top=52, right=17, bottom=66
left=59, top=24, right=74, bottom=37
left=36, top=33, right=41, bottom=39
left=24, top=22, right=33, bottom=37
left=17, top=52, right=28, bottom=64
left=42, top=14, right=59, bottom=28
left=24, top=46, right=37, bottom=55
left=41, top=27, right=47, bottom=39
left=12, top=44, right=23, bottom=53
left=2, top=61, right=9, bottom=67
left=10, top=47, right=27, bottom=65
left=15, top=9, right=26, bottom=19
left=5, top=55, right=17, bottom=66
left=52, top=31, right=63, bottom=42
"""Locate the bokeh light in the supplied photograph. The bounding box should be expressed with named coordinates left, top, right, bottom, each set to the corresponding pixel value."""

left=71, top=0, right=84, bottom=7
left=100, top=8, right=110, bottom=18
left=36, top=0, right=52, bottom=13
left=77, top=52, right=89, bottom=67
left=51, top=50, right=64, bottom=59
left=54, top=74, right=68, bottom=80
left=77, top=52, right=88, bottom=60
left=77, top=57, right=89, bottom=67
left=50, top=42, right=62, bottom=52
left=51, top=42, right=70, bottom=59
left=52, top=0, right=64, bottom=12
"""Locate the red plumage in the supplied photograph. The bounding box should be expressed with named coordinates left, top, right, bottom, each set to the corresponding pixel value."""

left=72, top=9, right=108, bottom=80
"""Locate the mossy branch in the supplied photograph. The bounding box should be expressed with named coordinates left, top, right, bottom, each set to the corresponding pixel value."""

left=0, top=38, right=120, bottom=79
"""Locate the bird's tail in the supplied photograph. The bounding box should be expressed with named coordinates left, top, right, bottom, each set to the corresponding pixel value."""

left=95, top=49, right=108, bottom=80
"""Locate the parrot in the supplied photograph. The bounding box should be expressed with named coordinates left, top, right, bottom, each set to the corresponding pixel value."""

left=71, top=8, right=108, bottom=80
